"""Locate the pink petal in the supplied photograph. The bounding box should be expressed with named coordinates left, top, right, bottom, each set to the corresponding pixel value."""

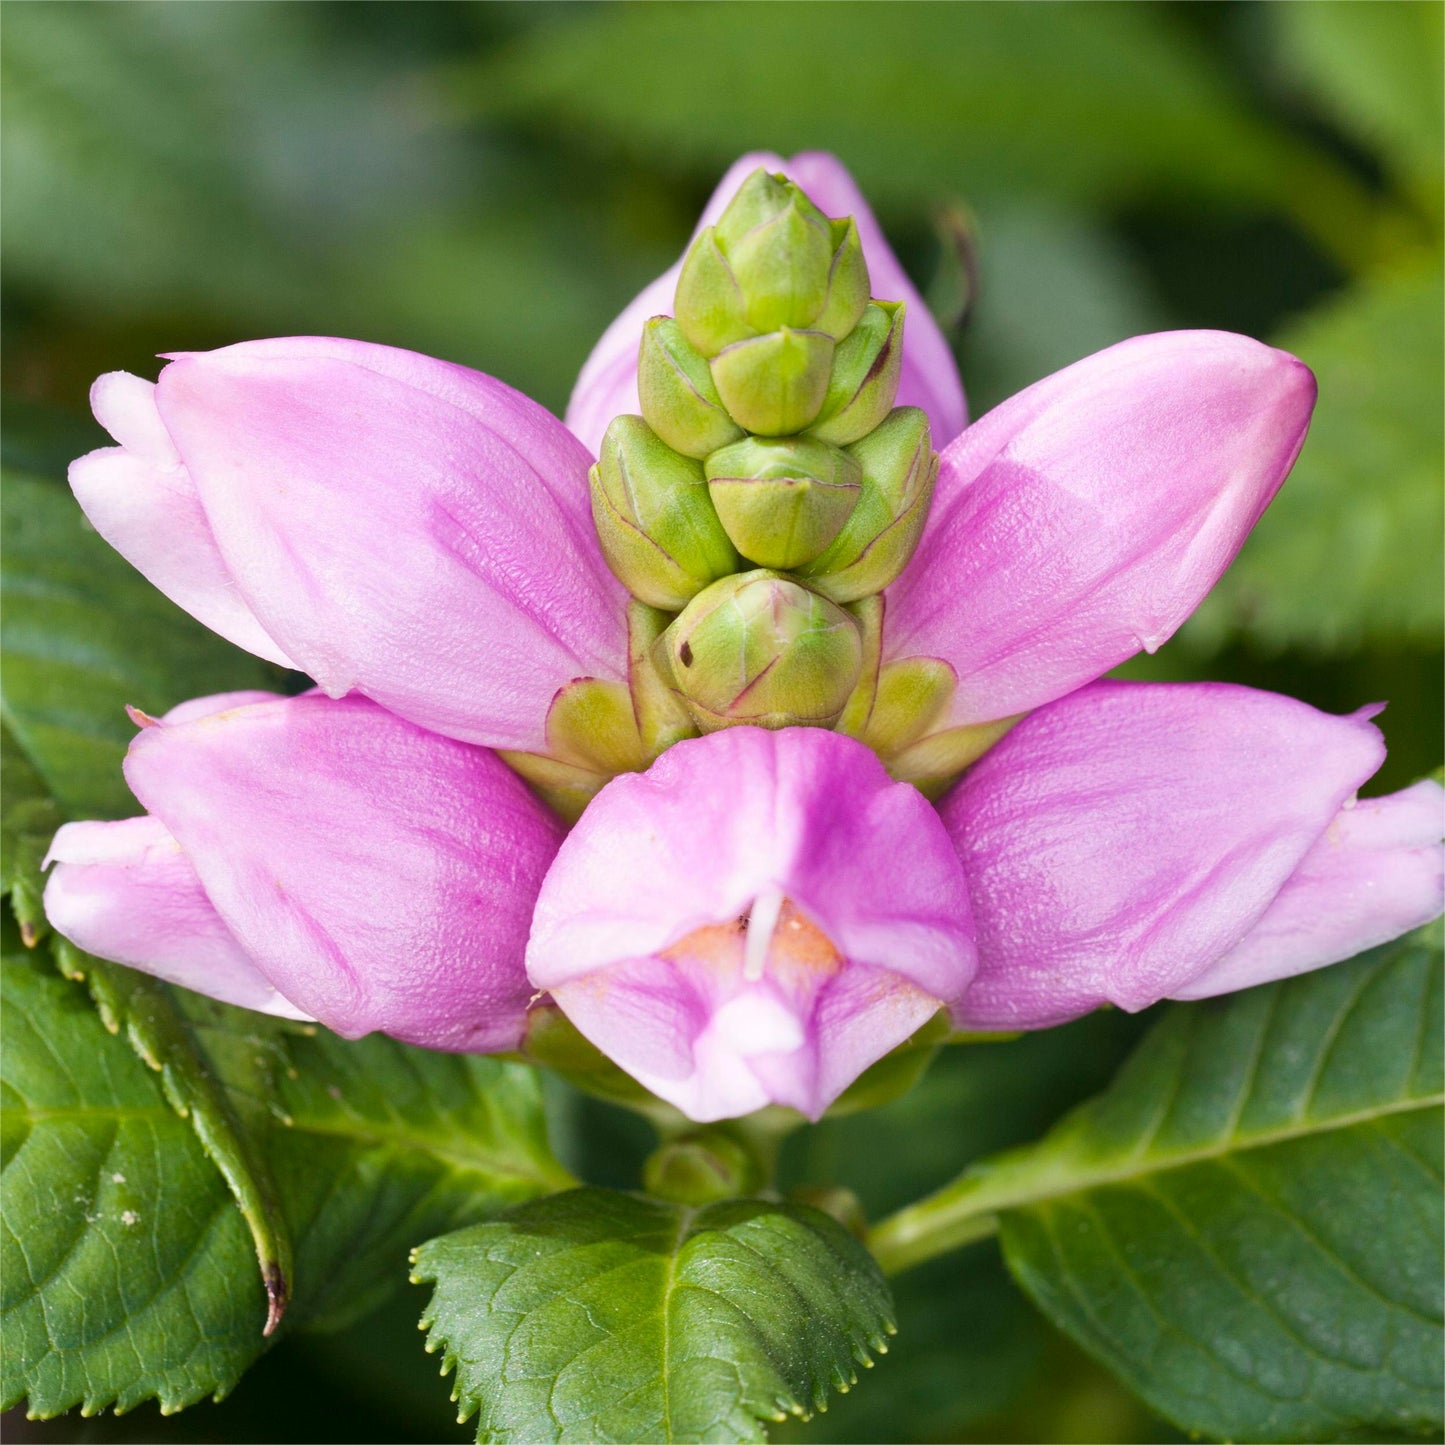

left=122, top=693, right=564, bottom=1051
left=528, top=726, right=973, bottom=1120
left=942, top=681, right=1390, bottom=1029
left=887, top=332, right=1316, bottom=727
left=157, top=690, right=285, bottom=726
left=565, top=151, right=967, bottom=456
left=43, top=816, right=311, bottom=1020
left=151, top=337, right=627, bottom=752
left=1174, top=779, right=1445, bottom=999
left=70, top=374, right=297, bottom=668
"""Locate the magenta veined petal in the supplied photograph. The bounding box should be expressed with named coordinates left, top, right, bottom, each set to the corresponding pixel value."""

left=71, top=338, right=630, bottom=752
left=565, top=150, right=967, bottom=457
left=1174, top=779, right=1445, bottom=999
left=887, top=331, right=1317, bottom=728
left=65, top=692, right=567, bottom=1051
left=43, top=815, right=313, bottom=1021
left=939, top=680, right=1419, bottom=1030
left=527, top=726, right=975, bottom=1121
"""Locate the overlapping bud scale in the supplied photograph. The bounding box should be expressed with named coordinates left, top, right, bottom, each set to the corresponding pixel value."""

left=589, top=167, right=943, bottom=750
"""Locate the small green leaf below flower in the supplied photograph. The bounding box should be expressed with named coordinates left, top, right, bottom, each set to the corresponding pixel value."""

left=412, top=1187, right=896, bottom=1444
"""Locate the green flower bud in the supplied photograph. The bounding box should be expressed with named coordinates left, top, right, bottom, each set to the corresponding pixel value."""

left=813, top=218, right=871, bottom=341
left=704, top=435, right=861, bottom=570
left=807, top=301, right=906, bottom=446
left=725, top=189, right=835, bottom=334
left=676, top=170, right=872, bottom=359
left=713, top=168, right=816, bottom=250
left=674, top=227, right=757, bottom=357
left=643, top=1131, right=765, bottom=1206
left=709, top=328, right=835, bottom=436
left=589, top=416, right=740, bottom=610
left=796, top=407, right=938, bottom=603
left=660, top=569, right=863, bottom=731
left=637, top=317, right=744, bottom=459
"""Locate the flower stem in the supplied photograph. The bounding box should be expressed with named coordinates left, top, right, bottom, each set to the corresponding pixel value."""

left=865, top=1193, right=1001, bottom=1277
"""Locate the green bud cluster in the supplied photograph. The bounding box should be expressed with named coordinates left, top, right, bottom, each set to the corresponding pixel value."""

left=586, top=168, right=941, bottom=741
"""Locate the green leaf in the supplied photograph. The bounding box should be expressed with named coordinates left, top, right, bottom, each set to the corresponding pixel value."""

left=1184, top=261, right=1444, bottom=654
left=0, top=719, right=64, bottom=944
left=1270, top=1, right=1444, bottom=220
left=873, top=935, right=1443, bottom=1442
left=412, top=1187, right=895, bottom=1443
left=0, top=466, right=286, bottom=821
left=186, top=994, right=575, bottom=1336
left=2, top=931, right=571, bottom=1419
left=49, top=936, right=296, bottom=1338
left=452, top=3, right=1384, bottom=268
left=2, top=930, right=267, bottom=1416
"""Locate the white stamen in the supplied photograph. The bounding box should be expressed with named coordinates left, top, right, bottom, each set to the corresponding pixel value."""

left=743, top=886, right=785, bottom=982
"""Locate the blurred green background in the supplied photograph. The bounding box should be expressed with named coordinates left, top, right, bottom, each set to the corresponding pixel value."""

left=3, top=2, right=1440, bottom=1441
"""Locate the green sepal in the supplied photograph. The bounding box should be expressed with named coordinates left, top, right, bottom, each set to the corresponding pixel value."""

left=545, top=676, right=646, bottom=775
left=637, top=317, right=744, bottom=459
left=807, top=301, right=906, bottom=446
left=798, top=407, right=938, bottom=603
left=674, top=226, right=756, bottom=357
left=705, top=434, right=861, bottom=569
left=835, top=593, right=884, bottom=739
left=627, top=599, right=698, bottom=760
left=709, top=328, right=835, bottom=436
left=498, top=676, right=648, bottom=822
left=662, top=570, right=864, bottom=731
left=590, top=416, right=741, bottom=609
left=861, top=655, right=958, bottom=756
left=887, top=715, right=1021, bottom=797
left=494, top=750, right=609, bottom=825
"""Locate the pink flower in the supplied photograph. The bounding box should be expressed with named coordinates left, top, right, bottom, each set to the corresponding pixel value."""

left=527, top=727, right=976, bottom=1120
left=42, top=152, right=1444, bottom=1123
left=45, top=691, right=563, bottom=1051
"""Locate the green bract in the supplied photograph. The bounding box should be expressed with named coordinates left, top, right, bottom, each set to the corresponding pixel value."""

left=637, top=317, right=744, bottom=459
left=798, top=406, right=939, bottom=603
left=705, top=434, right=861, bottom=570
left=572, top=169, right=944, bottom=794
left=808, top=301, right=906, bottom=445
left=710, top=327, right=836, bottom=436
left=589, top=415, right=740, bottom=611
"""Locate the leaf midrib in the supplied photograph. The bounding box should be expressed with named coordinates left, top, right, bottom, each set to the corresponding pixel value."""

left=869, top=1086, right=1443, bottom=1274
left=276, top=1116, right=574, bottom=1193
left=958, top=1088, right=1440, bottom=1217
left=9, top=1104, right=574, bottom=1192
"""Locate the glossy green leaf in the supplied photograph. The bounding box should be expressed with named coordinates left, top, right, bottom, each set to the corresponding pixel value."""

left=412, top=1187, right=895, bottom=1443
left=0, top=467, right=286, bottom=821
left=185, top=994, right=574, bottom=1337
left=0, top=720, right=64, bottom=944
left=872, top=935, right=1443, bottom=1442
left=1, top=933, right=265, bottom=1416
left=2, top=929, right=570, bottom=1419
